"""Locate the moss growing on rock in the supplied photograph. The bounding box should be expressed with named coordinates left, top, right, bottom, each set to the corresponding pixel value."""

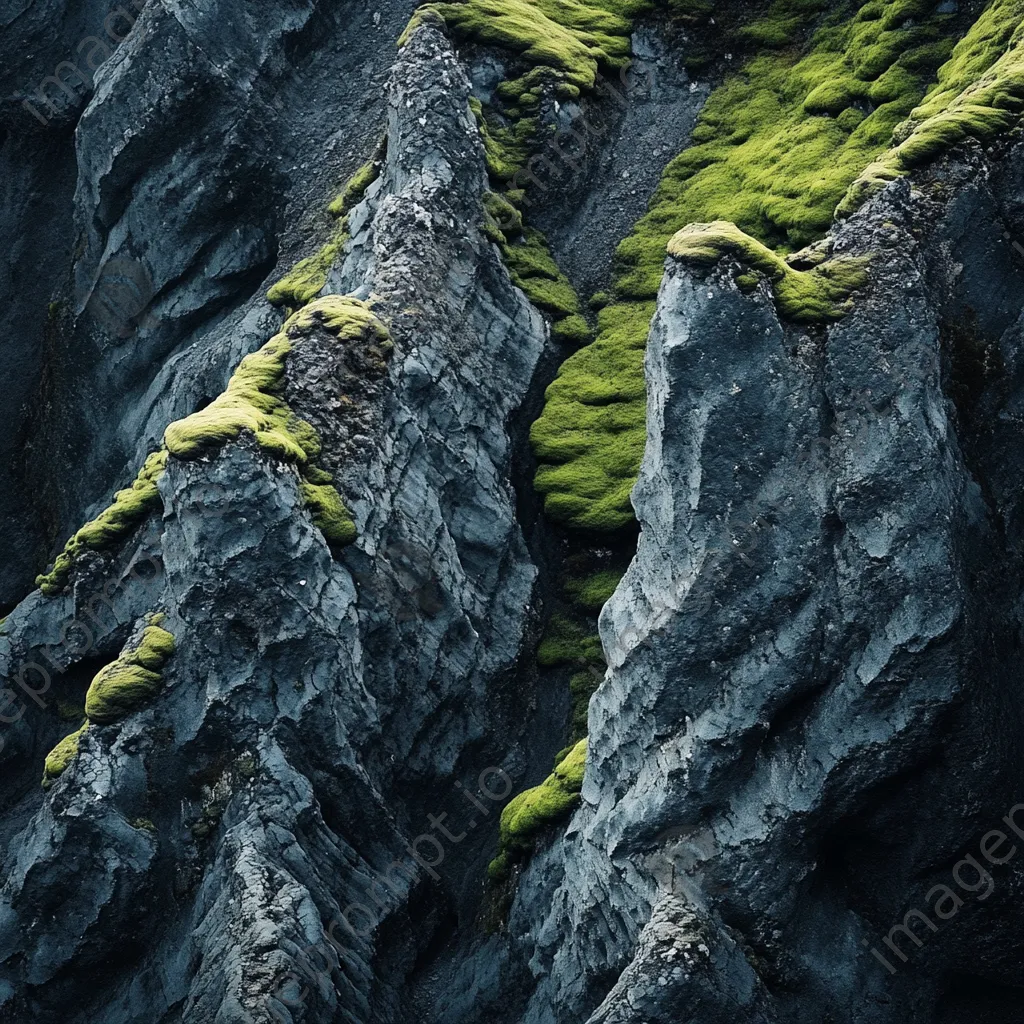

left=564, top=568, right=623, bottom=611
left=536, top=614, right=604, bottom=666
left=529, top=0, right=947, bottom=532
left=531, top=299, right=652, bottom=530
left=37, top=299, right=386, bottom=598
left=668, top=221, right=870, bottom=321
left=35, top=450, right=168, bottom=596
left=85, top=622, right=176, bottom=725
left=488, top=739, right=587, bottom=880
left=266, top=235, right=348, bottom=309
left=840, top=0, right=1024, bottom=215
left=164, top=297, right=383, bottom=466
left=614, top=0, right=959, bottom=292
left=402, top=0, right=639, bottom=91
left=42, top=722, right=88, bottom=788
left=268, top=149, right=384, bottom=309
left=298, top=480, right=358, bottom=546
left=165, top=295, right=386, bottom=548
left=327, top=142, right=385, bottom=218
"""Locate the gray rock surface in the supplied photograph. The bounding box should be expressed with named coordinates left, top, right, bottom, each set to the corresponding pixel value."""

left=4, top=2, right=1024, bottom=1023
left=495, top=158, right=1024, bottom=1024
left=0, top=23, right=547, bottom=1023
left=0, top=0, right=418, bottom=607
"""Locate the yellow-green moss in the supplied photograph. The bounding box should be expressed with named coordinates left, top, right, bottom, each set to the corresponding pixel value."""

left=668, top=221, right=870, bottom=321
left=298, top=480, right=357, bottom=546
left=564, top=568, right=623, bottom=610
left=488, top=739, right=587, bottom=880
left=327, top=144, right=384, bottom=218
left=165, top=297, right=383, bottom=464
left=536, top=614, right=604, bottom=666
left=841, top=0, right=1024, bottom=215
left=401, top=0, right=640, bottom=90
left=529, top=0, right=946, bottom=531
left=165, top=296, right=386, bottom=548
left=530, top=300, right=652, bottom=530
left=85, top=623, right=176, bottom=725
left=266, top=235, right=348, bottom=309
left=42, top=722, right=88, bottom=788
left=268, top=149, right=384, bottom=309
left=613, top=0, right=959, bottom=293
left=35, top=450, right=168, bottom=596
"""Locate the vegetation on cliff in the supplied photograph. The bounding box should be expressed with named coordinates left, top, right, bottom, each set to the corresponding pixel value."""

left=267, top=142, right=385, bottom=309
left=35, top=451, right=168, bottom=596
left=841, top=0, right=1024, bottom=213
left=488, top=738, right=588, bottom=880
left=37, top=297, right=387, bottom=595
left=85, top=619, right=176, bottom=724
left=529, top=0, right=965, bottom=531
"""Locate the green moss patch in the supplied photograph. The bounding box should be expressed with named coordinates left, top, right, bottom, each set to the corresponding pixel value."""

left=266, top=236, right=348, bottom=309
left=668, top=220, right=869, bottom=321
left=564, top=568, right=623, bottom=610
left=299, top=480, right=358, bottom=546
left=164, top=296, right=387, bottom=548
left=37, top=298, right=385, bottom=598
left=401, top=0, right=640, bottom=90
left=841, top=0, right=1024, bottom=215
left=35, top=450, right=168, bottom=596
left=42, top=722, right=88, bottom=788
left=614, top=0, right=959, bottom=292
left=85, top=621, right=176, bottom=725
left=530, top=0, right=955, bottom=531
left=536, top=614, right=604, bottom=666
left=488, top=739, right=587, bottom=880
left=268, top=146, right=385, bottom=309
left=530, top=300, right=651, bottom=530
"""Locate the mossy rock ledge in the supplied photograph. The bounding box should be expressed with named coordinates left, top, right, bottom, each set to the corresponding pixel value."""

left=667, top=221, right=871, bottom=323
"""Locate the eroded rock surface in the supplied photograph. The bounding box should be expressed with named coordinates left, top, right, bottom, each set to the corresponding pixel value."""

left=497, top=160, right=1024, bottom=1024
left=0, top=25, right=546, bottom=1023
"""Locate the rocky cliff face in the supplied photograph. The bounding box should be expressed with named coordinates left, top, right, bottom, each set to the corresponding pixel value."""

left=4, top=0, right=1024, bottom=1022
left=496, top=157, right=1024, bottom=1023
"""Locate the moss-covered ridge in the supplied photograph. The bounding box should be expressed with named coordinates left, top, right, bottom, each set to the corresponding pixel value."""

left=668, top=221, right=870, bottom=321
left=165, top=295, right=390, bottom=546
left=85, top=617, right=176, bottom=725
left=530, top=0, right=961, bottom=532
left=400, top=0, right=642, bottom=91
left=618, top=0, right=962, bottom=282
left=417, top=0, right=645, bottom=350
left=36, top=297, right=387, bottom=596
left=841, top=0, right=1024, bottom=214
left=488, top=738, right=587, bottom=881
left=35, top=450, right=168, bottom=596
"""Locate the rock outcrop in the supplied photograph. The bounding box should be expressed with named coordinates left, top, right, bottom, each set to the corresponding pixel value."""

left=497, top=154, right=1024, bottom=1023
left=0, top=23, right=547, bottom=1023
left=5, top=0, right=1024, bottom=1022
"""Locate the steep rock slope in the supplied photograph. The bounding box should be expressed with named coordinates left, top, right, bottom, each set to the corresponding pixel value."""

left=0, top=0, right=417, bottom=609
left=496, top=151, right=1024, bottom=1023
left=0, top=24, right=547, bottom=1023
left=4, top=0, right=1024, bottom=1021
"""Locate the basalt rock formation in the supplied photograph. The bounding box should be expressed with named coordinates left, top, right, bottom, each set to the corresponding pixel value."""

left=4, top=0, right=1024, bottom=1023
